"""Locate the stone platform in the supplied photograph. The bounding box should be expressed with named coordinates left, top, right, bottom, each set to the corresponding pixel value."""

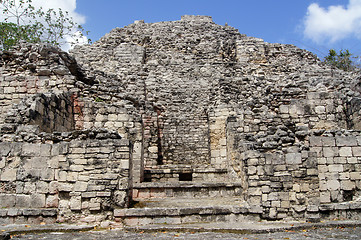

left=116, top=181, right=261, bottom=226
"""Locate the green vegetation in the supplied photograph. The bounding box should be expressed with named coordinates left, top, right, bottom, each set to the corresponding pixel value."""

left=324, top=49, right=359, bottom=71
left=0, top=0, right=89, bottom=50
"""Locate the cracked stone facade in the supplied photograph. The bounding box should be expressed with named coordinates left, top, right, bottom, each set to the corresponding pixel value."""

left=1, top=15, right=361, bottom=224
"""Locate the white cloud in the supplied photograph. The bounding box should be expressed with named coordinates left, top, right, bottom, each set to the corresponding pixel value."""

left=303, top=0, right=361, bottom=43
left=30, top=0, right=85, bottom=25
left=0, top=0, right=87, bottom=50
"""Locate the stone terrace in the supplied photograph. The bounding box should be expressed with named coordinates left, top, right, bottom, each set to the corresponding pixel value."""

left=0, top=15, right=361, bottom=225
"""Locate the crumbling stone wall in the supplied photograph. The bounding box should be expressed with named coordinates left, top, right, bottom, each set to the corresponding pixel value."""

left=0, top=133, right=129, bottom=224
left=71, top=15, right=361, bottom=220
left=311, top=134, right=361, bottom=203
left=1, top=15, right=361, bottom=223
left=0, top=43, right=134, bottom=224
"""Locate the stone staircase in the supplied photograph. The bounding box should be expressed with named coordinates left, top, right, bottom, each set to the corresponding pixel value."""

left=114, top=180, right=262, bottom=226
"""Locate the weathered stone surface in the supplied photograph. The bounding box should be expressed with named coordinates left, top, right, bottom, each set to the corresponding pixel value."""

left=1, top=15, right=361, bottom=224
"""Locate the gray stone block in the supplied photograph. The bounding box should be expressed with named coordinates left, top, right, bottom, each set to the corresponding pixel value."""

left=285, top=153, right=302, bottom=164
left=309, top=136, right=322, bottom=147
left=15, top=194, right=31, bottom=208
left=322, top=137, right=335, bottom=146
left=336, top=137, right=357, bottom=147
left=0, top=194, right=15, bottom=208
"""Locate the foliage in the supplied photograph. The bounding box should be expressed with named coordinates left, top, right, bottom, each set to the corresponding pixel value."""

left=0, top=22, right=40, bottom=49
left=0, top=0, right=89, bottom=50
left=324, top=49, right=356, bottom=71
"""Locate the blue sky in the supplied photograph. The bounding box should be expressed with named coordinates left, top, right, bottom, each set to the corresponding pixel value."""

left=3, top=0, right=360, bottom=60
left=74, top=0, right=361, bottom=60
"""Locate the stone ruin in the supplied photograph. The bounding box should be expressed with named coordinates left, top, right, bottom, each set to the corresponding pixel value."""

left=1, top=15, right=361, bottom=225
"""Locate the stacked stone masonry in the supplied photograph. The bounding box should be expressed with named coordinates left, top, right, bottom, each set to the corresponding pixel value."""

left=1, top=15, right=361, bottom=224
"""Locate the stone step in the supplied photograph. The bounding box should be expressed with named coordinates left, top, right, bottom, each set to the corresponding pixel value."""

left=122, top=182, right=248, bottom=226
left=114, top=200, right=263, bottom=226
left=131, top=182, right=243, bottom=201
left=133, top=197, right=245, bottom=208
left=0, top=208, right=58, bottom=225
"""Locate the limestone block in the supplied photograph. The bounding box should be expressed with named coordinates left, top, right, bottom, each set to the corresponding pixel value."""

left=70, top=165, right=84, bottom=172
left=326, top=180, right=340, bottom=190
left=49, top=181, right=59, bottom=193
left=71, top=148, right=86, bottom=154
left=78, top=174, right=90, bottom=181
left=87, top=185, right=105, bottom=191
left=248, top=187, right=262, bottom=196
left=319, top=180, right=328, bottom=191
left=7, top=208, right=19, bottom=216
left=307, top=205, right=319, bottom=212
left=328, top=164, right=343, bottom=172
left=268, top=208, right=278, bottom=218
left=248, top=158, right=259, bottom=166
left=121, top=160, right=129, bottom=169
left=341, top=180, right=355, bottom=190
left=271, top=200, right=281, bottom=208
left=347, top=157, right=358, bottom=164
left=4, top=87, right=15, bottom=93
left=22, top=143, right=40, bottom=156
left=285, top=153, right=302, bottom=164
left=96, top=191, right=111, bottom=197
left=46, top=195, right=59, bottom=208
left=148, top=146, right=158, bottom=153
left=318, top=157, right=327, bottom=164
left=58, top=183, right=73, bottom=192
left=279, top=105, right=289, bottom=114
left=350, top=172, right=361, bottom=180
left=333, top=157, right=346, bottom=164
left=47, top=156, right=60, bottom=169
left=57, top=170, right=67, bottom=181
left=315, top=106, right=326, bottom=114
left=322, top=137, right=335, bottom=146
left=89, top=202, right=101, bottom=211
left=336, top=137, right=357, bottom=147
left=74, top=181, right=88, bottom=192
left=51, top=143, right=69, bottom=155
left=67, top=172, right=78, bottom=182
left=309, top=137, right=322, bottom=147
left=70, top=196, right=82, bottom=210
left=82, top=192, right=96, bottom=198
left=320, top=192, right=331, bottom=203
left=247, top=166, right=257, bottom=175
left=30, top=194, right=46, bottom=208
left=300, top=183, right=310, bottom=192
left=339, top=172, right=350, bottom=180
left=307, top=169, right=318, bottom=176
left=0, top=142, right=12, bottom=156
left=323, top=147, right=337, bottom=158
left=220, top=148, right=227, bottom=157
left=36, top=182, right=49, bottom=193
left=357, top=136, right=361, bottom=145
left=0, top=168, right=17, bottom=181
left=318, top=165, right=328, bottom=173
left=281, top=200, right=290, bottom=208
left=352, top=147, right=361, bottom=157
left=0, top=194, right=15, bottom=207
left=40, top=144, right=52, bottom=157
left=40, top=169, right=54, bottom=181
left=262, top=194, right=268, bottom=202
left=310, top=147, right=322, bottom=157
left=15, top=194, right=31, bottom=207
left=339, top=147, right=352, bottom=157
left=289, top=105, right=298, bottom=116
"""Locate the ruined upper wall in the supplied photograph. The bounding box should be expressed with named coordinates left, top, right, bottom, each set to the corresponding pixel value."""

left=1, top=16, right=361, bottom=223
left=71, top=15, right=361, bottom=171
